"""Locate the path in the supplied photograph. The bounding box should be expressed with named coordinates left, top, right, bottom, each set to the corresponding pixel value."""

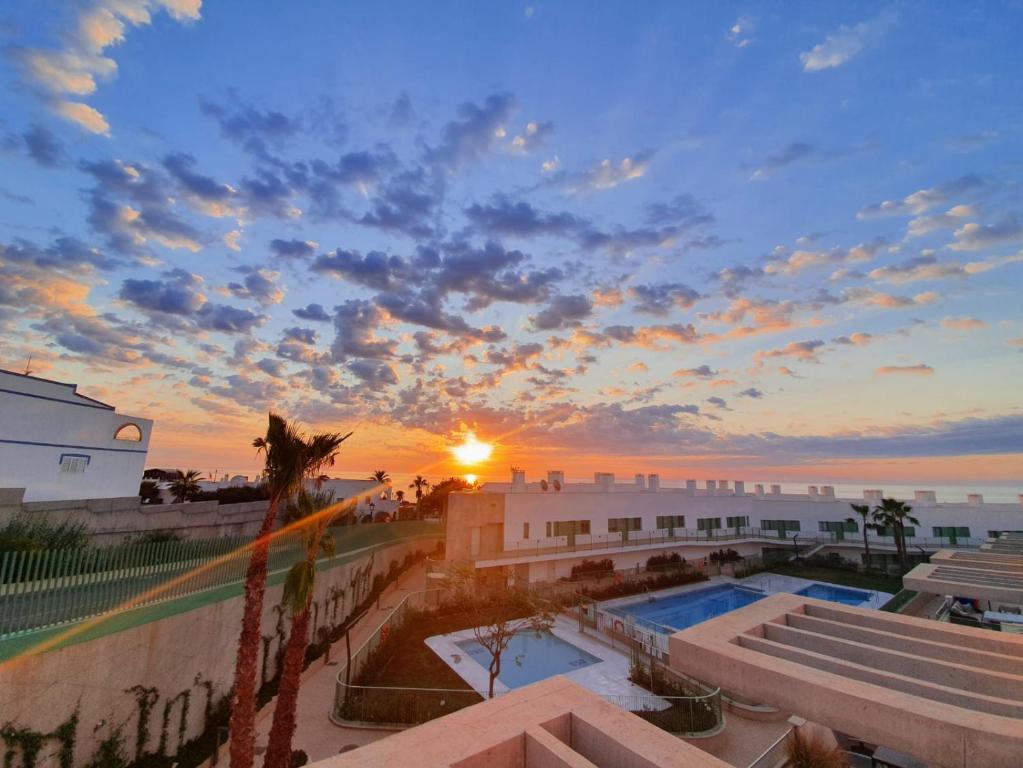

left=253, top=561, right=429, bottom=762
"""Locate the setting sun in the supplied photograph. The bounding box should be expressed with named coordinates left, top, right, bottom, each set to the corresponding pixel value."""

left=451, top=432, right=494, bottom=465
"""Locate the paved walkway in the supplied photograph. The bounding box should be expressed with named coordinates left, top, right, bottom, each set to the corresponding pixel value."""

left=254, top=562, right=429, bottom=762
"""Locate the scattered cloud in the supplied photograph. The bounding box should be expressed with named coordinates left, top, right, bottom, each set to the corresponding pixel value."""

left=876, top=364, right=934, bottom=376
left=800, top=8, right=894, bottom=72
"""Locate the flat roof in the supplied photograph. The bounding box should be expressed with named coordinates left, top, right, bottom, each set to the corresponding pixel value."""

left=904, top=550, right=1023, bottom=605
left=668, top=593, right=1023, bottom=768
left=312, top=676, right=730, bottom=768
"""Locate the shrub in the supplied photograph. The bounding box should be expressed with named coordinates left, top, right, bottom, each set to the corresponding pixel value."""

left=708, top=548, right=741, bottom=564
left=580, top=570, right=707, bottom=601
left=0, top=515, right=90, bottom=552
left=646, top=552, right=684, bottom=569
left=570, top=558, right=614, bottom=578
left=784, top=729, right=849, bottom=768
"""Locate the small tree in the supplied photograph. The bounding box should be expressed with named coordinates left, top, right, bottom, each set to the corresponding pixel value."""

left=409, top=475, right=430, bottom=518
left=453, top=569, right=556, bottom=698
left=871, top=498, right=920, bottom=574
left=784, top=728, right=849, bottom=768
left=847, top=503, right=874, bottom=568
left=168, top=469, right=202, bottom=503
left=369, top=470, right=390, bottom=484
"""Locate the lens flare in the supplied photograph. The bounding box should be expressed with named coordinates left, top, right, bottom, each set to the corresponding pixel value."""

left=451, top=432, right=493, bottom=465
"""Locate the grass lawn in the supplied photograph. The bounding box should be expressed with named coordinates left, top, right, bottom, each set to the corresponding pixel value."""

left=766, top=562, right=902, bottom=594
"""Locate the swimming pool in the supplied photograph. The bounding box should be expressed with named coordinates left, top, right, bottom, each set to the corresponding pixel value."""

left=609, top=581, right=874, bottom=633
left=454, top=630, right=601, bottom=689
left=608, top=584, right=767, bottom=633
left=795, top=583, right=872, bottom=605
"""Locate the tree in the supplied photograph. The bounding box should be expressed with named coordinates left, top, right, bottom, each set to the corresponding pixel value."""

left=395, top=489, right=404, bottom=504
left=784, top=728, right=848, bottom=768
left=263, top=490, right=339, bottom=768
left=871, top=498, right=920, bottom=574
left=419, top=477, right=471, bottom=519
left=409, top=475, right=430, bottom=518
left=139, top=480, right=162, bottom=505
left=846, top=503, right=874, bottom=568
left=369, top=469, right=390, bottom=484
left=453, top=569, right=556, bottom=698
left=228, top=414, right=351, bottom=768
left=168, top=469, right=202, bottom=503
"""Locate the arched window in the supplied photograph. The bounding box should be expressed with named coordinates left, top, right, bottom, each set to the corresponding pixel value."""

left=113, top=423, right=143, bottom=442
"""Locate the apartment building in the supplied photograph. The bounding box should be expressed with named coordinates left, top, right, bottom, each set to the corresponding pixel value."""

left=446, top=469, right=1023, bottom=582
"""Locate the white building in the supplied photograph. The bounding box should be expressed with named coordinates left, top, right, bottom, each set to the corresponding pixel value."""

left=0, top=370, right=153, bottom=502
left=309, top=477, right=398, bottom=519
left=446, top=469, right=1023, bottom=582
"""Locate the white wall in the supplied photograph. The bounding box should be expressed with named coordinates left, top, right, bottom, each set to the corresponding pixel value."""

left=0, top=372, right=152, bottom=502
left=482, top=479, right=1023, bottom=550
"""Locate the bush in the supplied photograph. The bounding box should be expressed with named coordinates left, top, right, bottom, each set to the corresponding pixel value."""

left=708, top=548, right=741, bottom=564
left=570, top=558, right=614, bottom=578
left=580, top=570, right=708, bottom=601
left=0, top=515, right=90, bottom=552
left=646, top=552, right=684, bottom=569
left=785, top=729, right=849, bottom=768
left=186, top=485, right=269, bottom=505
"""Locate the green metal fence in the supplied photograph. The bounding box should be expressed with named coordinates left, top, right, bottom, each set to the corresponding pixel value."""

left=0, top=522, right=441, bottom=639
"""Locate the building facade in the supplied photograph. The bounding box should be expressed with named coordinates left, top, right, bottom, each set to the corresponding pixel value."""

left=0, top=370, right=153, bottom=502
left=446, top=469, right=1023, bottom=582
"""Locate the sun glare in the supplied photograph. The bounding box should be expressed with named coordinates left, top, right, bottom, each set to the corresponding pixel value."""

left=465, top=473, right=477, bottom=485
left=451, top=432, right=493, bottom=465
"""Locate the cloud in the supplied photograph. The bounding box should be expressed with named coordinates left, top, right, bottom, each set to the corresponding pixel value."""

left=727, top=17, right=753, bottom=48
left=876, top=364, right=934, bottom=376
left=674, top=365, right=717, bottom=378
left=764, top=238, right=886, bottom=275
left=754, top=339, right=826, bottom=364
left=857, top=174, right=987, bottom=219
left=706, top=396, right=730, bottom=410
left=119, top=269, right=205, bottom=315
left=426, top=92, right=517, bottom=171
left=950, top=217, right=1023, bottom=252
left=941, top=316, right=986, bottom=331
left=737, top=387, right=765, bottom=398
left=629, top=283, right=701, bottom=316
left=330, top=299, right=397, bottom=362
left=311, top=249, right=411, bottom=291
left=560, top=151, right=652, bottom=193
left=868, top=252, right=1023, bottom=283
left=162, top=152, right=237, bottom=216
left=15, top=1, right=202, bottom=134
left=226, top=266, right=284, bottom=306
left=292, top=303, right=331, bottom=322
left=749, top=142, right=815, bottom=180
left=200, top=92, right=300, bottom=155
left=18, top=124, right=65, bottom=167
left=528, top=294, right=593, bottom=331
left=509, top=121, right=554, bottom=153
left=833, top=332, right=873, bottom=346
left=800, top=8, right=894, bottom=72
left=271, top=238, right=319, bottom=260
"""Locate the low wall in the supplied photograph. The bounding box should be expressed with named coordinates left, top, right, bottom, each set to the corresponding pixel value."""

left=0, top=533, right=442, bottom=768
left=0, top=490, right=269, bottom=543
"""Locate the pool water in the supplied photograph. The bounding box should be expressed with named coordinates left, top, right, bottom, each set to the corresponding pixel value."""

left=610, top=581, right=873, bottom=632
left=795, top=583, right=872, bottom=605
left=455, top=630, right=601, bottom=689
left=609, top=584, right=767, bottom=632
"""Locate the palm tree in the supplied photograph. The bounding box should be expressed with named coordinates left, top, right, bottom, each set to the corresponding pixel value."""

left=395, top=489, right=404, bottom=504
left=409, top=475, right=430, bottom=519
left=263, top=489, right=339, bottom=768
left=847, top=503, right=874, bottom=568
left=369, top=469, right=390, bottom=484
left=228, top=414, right=351, bottom=768
left=169, top=469, right=202, bottom=503
left=871, top=498, right=920, bottom=574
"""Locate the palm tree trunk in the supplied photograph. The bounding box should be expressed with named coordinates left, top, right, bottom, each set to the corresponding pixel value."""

left=229, top=502, right=279, bottom=768
left=262, top=603, right=311, bottom=768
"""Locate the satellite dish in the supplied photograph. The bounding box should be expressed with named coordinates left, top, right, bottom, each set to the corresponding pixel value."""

left=540, top=479, right=549, bottom=491
left=553, top=479, right=562, bottom=491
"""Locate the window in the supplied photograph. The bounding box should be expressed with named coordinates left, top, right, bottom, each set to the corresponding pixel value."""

left=523, top=522, right=529, bottom=539
left=933, top=526, right=970, bottom=538
left=875, top=525, right=916, bottom=538
left=546, top=520, right=590, bottom=537
left=113, top=423, right=143, bottom=441
left=607, top=517, right=641, bottom=533
left=726, top=515, right=749, bottom=529
left=656, top=514, right=685, bottom=531
left=989, top=530, right=1023, bottom=538
left=696, top=517, right=721, bottom=531
left=762, top=519, right=801, bottom=537
left=819, top=521, right=858, bottom=533
left=59, top=453, right=90, bottom=474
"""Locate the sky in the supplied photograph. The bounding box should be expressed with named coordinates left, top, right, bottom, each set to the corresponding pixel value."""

left=1, top=1, right=1021, bottom=495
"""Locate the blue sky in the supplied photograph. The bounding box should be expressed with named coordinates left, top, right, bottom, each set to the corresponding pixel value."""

left=1, top=1, right=1021, bottom=489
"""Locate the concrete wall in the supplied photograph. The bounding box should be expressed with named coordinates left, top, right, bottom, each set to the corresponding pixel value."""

left=0, top=493, right=270, bottom=544
left=0, top=371, right=152, bottom=502
left=0, top=536, right=440, bottom=768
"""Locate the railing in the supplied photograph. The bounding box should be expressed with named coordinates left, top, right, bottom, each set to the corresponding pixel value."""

left=334, top=682, right=484, bottom=727
left=602, top=691, right=722, bottom=736
left=747, top=725, right=793, bottom=768
left=476, top=528, right=983, bottom=562
left=333, top=587, right=453, bottom=719
left=0, top=521, right=442, bottom=640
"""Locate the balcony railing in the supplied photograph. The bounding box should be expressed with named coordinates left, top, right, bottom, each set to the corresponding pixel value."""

left=474, top=527, right=983, bottom=562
